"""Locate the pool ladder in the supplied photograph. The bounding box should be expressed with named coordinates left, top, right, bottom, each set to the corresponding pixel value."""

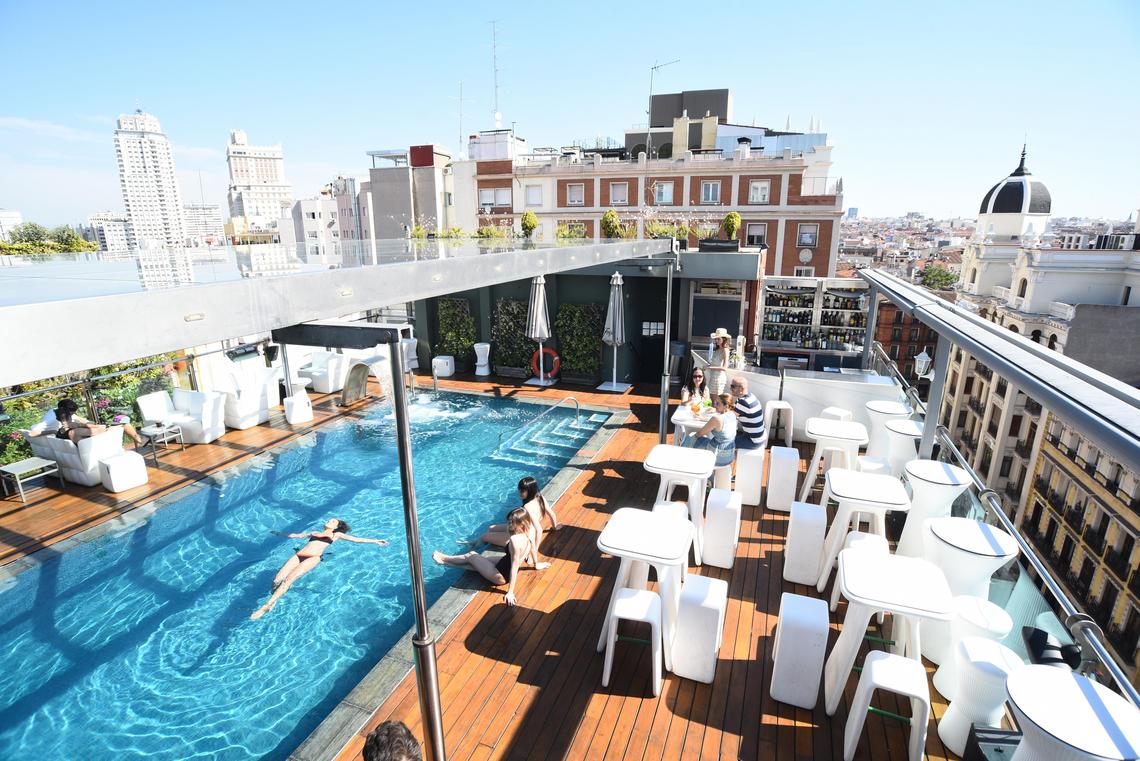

left=498, top=396, right=581, bottom=449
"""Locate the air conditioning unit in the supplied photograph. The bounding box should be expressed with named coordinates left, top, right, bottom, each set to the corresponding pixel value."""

left=225, top=344, right=261, bottom=362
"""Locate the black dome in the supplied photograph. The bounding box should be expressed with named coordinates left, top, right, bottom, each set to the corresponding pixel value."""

left=979, top=149, right=1052, bottom=215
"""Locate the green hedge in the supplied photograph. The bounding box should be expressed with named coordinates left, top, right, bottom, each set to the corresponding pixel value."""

left=554, top=303, right=604, bottom=374
left=434, top=298, right=476, bottom=362
left=492, top=298, right=533, bottom=367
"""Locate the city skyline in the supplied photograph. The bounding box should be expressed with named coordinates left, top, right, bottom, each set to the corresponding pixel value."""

left=2, top=0, right=1138, bottom=226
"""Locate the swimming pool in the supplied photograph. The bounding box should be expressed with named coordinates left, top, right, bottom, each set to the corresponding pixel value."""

left=0, top=392, right=609, bottom=760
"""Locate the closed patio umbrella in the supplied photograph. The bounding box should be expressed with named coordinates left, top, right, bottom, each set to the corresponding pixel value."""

left=598, top=271, right=630, bottom=392
left=525, top=274, right=556, bottom=386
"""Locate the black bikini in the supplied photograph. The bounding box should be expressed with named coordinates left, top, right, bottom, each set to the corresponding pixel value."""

left=296, top=534, right=333, bottom=560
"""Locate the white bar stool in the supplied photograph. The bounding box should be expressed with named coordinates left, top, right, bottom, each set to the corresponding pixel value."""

left=863, top=400, right=911, bottom=459
left=735, top=446, right=765, bottom=506
left=798, top=417, right=868, bottom=502
left=843, top=650, right=931, bottom=761
left=821, top=406, right=853, bottom=421
left=931, top=595, right=1013, bottom=692
left=784, top=501, right=826, bottom=585
left=766, top=446, right=798, bottom=512
left=937, top=636, right=1024, bottom=756
left=712, top=464, right=732, bottom=491
left=764, top=400, right=794, bottom=447
left=895, top=459, right=971, bottom=557
left=770, top=592, right=829, bottom=709
left=702, top=488, right=742, bottom=570
left=602, top=588, right=663, bottom=696
left=671, top=574, right=728, bottom=684
left=652, top=500, right=697, bottom=570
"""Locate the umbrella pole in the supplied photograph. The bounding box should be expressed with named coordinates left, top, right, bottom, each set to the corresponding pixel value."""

left=538, top=341, right=544, bottom=383
left=612, top=345, right=618, bottom=387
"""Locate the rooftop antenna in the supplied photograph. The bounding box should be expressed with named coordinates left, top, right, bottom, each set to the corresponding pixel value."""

left=458, top=81, right=465, bottom=159
left=785, top=115, right=791, bottom=131
left=491, top=21, right=501, bottom=129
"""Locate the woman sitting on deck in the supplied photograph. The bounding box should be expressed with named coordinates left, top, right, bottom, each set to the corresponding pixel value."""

left=250, top=519, right=389, bottom=620
left=434, top=508, right=548, bottom=606
left=31, top=398, right=148, bottom=447
left=684, top=393, right=737, bottom=467
left=480, top=476, right=561, bottom=549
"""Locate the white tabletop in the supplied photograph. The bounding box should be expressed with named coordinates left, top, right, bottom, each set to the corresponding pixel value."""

left=885, top=419, right=925, bottom=438
left=670, top=404, right=713, bottom=430
left=1006, top=665, right=1140, bottom=759
left=644, top=444, right=716, bottom=478
left=904, top=459, right=972, bottom=486
left=865, top=400, right=911, bottom=416
left=826, top=468, right=911, bottom=508
left=140, top=423, right=181, bottom=435
left=928, top=517, right=1019, bottom=558
left=1, top=456, right=57, bottom=475
left=838, top=550, right=953, bottom=620
left=804, top=418, right=869, bottom=444
left=597, top=507, right=693, bottom=566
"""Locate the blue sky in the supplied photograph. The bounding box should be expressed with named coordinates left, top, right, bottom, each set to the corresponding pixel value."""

left=2, top=0, right=1137, bottom=225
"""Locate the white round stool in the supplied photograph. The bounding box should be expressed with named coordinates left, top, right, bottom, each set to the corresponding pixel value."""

left=896, top=460, right=971, bottom=557
left=937, top=636, right=1024, bottom=757
left=863, top=400, right=911, bottom=459
left=923, top=516, right=1019, bottom=597
left=930, top=595, right=1013, bottom=685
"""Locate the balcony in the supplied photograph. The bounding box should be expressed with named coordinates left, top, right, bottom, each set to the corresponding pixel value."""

left=1084, top=525, right=1108, bottom=555
left=1004, top=481, right=1022, bottom=500
left=967, top=398, right=986, bottom=416
left=1105, top=547, right=1134, bottom=581
left=1034, top=476, right=1050, bottom=493
left=1064, top=506, right=1085, bottom=530
left=1108, top=625, right=1140, bottom=660
left=959, top=281, right=979, bottom=295
left=1065, top=570, right=1091, bottom=600
left=1024, top=397, right=1043, bottom=416
left=1090, top=597, right=1117, bottom=628
left=1050, top=301, right=1077, bottom=321
left=1008, top=295, right=1026, bottom=310
left=1131, top=569, right=1140, bottom=598
left=1015, top=440, right=1032, bottom=459
left=992, top=285, right=1010, bottom=299
left=995, top=379, right=1008, bottom=398
left=975, top=364, right=993, bottom=381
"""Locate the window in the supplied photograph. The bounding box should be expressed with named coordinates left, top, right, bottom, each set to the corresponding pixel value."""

left=745, top=223, right=767, bottom=247
left=525, top=185, right=542, bottom=206
left=608, top=182, right=629, bottom=206
left=654, top=181, right=674, bottom=205
left=909, top=327, right=919, bottom=341
left=797, top=223, right=819, bottom=247
left=748, top=180, right=771, bottom=204
left=894, top=311, right=903, bottom=324
left=445, top=192, right=453, bottom=206
left=478, top=188, right=495, bottom=208
left=904, top=362, right=913, bottom=376
left=641, top=321, right=665, bottom=337
left=957, top=411, right=967, bottom=428
left=566, top=183, right=585, bottom=206
left=889, top=345, right=900, bottom=360
left=892, top=327, right=902, bottom=341
left=793, top=266, right=815, bottom=277
left=494, top=188, right=511, bottom=207
left=907, top=345, right=917, bottom=358
left=700, top=180, right=721, bottom=204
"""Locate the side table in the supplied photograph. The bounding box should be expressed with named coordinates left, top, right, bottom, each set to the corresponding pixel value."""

left=1, top=456, right=63, bottom=502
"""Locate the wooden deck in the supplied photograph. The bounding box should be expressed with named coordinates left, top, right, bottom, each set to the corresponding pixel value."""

left=0, top=375, right=960, bottom=760
left=334, top=377, right=960, bottom=761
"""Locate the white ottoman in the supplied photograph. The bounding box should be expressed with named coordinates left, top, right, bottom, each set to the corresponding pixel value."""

left=764, top=400, right=794, bottom=447
left=784, top=501, right=826, bottom=585
left=712, top=464, right=732, bottom=491
left=735, top=447, right=765, bottom=506
left=703, top=488, right=742, bottom=569
left=432, top=355, right=455, bottom=378
left=284, top=393, right=313, bottom=425
left=671, top=574, right=728, bottom=684
left=99, top=451, right=148, bottom=493
left=931, top=596, right=1013, bottom=696
left=770, top=592, right=829, bottom=710
left=767, top=446, right=798, bottom=512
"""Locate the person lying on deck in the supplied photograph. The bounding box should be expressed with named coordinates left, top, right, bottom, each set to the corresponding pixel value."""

left=434, top=508, right=548, bottom=606
left=480, top=476, right=561, bottom=551
left=250, top=518, right=388, bottom=620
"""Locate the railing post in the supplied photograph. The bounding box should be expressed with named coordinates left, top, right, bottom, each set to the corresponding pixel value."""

left=918, top=338, right=951, bottom=459
left=658, top=251, right=675, bottom=445
left=861, top=285, right=879, bottom=370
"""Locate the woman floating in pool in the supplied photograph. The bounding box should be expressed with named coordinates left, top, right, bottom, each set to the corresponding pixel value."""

left=250, top=519, right=389, bottom=620
left=434, top=508, right=548, bottom=606
left=480, top=476, right=561, bottom=549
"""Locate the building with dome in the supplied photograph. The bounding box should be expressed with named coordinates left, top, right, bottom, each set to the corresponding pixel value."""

left=942, top=149, right=1140, bottom=675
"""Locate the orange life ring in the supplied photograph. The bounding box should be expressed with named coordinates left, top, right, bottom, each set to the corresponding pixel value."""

left=531, top=347, right=560, bottom=377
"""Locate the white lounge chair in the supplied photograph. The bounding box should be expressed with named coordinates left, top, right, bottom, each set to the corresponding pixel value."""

left=23, top=425, right=126, bottom=486
left=297, top=351, right=351, bottom=394
left=213, top=366, right=281, bottom=430
left=136, top=389, right=225, bottom=444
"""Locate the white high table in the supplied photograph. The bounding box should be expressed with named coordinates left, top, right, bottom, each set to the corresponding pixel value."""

left=798, top=418, right=869, bottom=502
left=814, top=468, right=912, bottom=592
left=644, top=444, right=716, bottom=560
left=864, top=400, right=912, bottom=459
left=924, top=516, right=1020, bottom=597
left=823, top=550, right=954, bottom=715
left=670, top=404, right=712, bottom=446
left=1006, top=665, right=1140, bottom=760
left=595, top=507, right=694, bottom=672
left=896, top=459, right=973, bottom=557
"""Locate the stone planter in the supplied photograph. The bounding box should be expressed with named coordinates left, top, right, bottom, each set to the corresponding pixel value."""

left=698, top=238, right=740, bottom=252
left=560, top=370, right=602, bottom=387
left=494, top=365, right=530, bottom=379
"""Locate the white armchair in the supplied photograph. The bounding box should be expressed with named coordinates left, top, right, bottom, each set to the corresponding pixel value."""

left=213, top=368, right=281, bottom=430
left=23, top=426, right=126, bottom=486
left=136, top=388, right=225, bottom=444
left=297, top=351, right=351, bottom=394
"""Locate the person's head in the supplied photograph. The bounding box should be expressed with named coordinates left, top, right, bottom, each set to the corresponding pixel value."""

left=517, top=476, right=540, bottom=504
left=362, top=721, right=422, bottom=761
left=713, top=393, right=735, bottom=413
left=688, top=368, right=706, bottom=391
left=506, top=507, right=532, bottom=535
left=728, top=376, right=748, bottom=399
left=324, top=518, right=351, bottom=533
left=55, top=398, right=79, bottom=421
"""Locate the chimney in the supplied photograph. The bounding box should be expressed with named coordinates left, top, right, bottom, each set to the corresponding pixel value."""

left=736, top=136, right=752, bottom=160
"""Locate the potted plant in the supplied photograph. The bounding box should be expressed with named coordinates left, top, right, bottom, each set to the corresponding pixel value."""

left=433, top=297, right=477, bottom=372
left=601, top=209, right=622, bottom=239
left=521, top=209, right=538, bottom=240
left=696, top=212, right=741, bottom=252
left=554, top=302, right=604, bottom=385
left=491, top=297, right=533, bottom=378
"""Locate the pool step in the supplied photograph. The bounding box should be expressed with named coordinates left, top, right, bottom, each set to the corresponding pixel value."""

left=488, top=450, right=562, bottom=468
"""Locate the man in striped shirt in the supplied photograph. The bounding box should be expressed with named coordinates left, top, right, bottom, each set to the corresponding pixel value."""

left=729, top=376, right=766, bottom=450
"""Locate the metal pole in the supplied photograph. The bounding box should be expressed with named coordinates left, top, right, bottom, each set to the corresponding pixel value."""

left=387, top=345, right=446, bottom=761
left=658, top=252, right=675, bottom=444
left=280, top=344, right=293, bottom=398
left=861, top=285, right=879, bottom=370
left=918, top=337, right=951, bottom=459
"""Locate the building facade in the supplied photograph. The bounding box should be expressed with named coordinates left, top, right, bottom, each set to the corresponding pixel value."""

left=280, top=193, right=339, bottom=260
left=182, top=203, right=224, bottom=245
left=87, top=211, right=131, bottom=253
left=113, top=110, right=185, bottom=249
left=225, top=129, right=293, bottom=230
left=0, top=209, right=23, bottom=241
left=365, top=146, right=454, bottom=239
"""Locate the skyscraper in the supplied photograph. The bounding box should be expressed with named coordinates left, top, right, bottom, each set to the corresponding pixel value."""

left=113, top=110, right=186, bottom=249
left=225, top=129, right=293, bottom=228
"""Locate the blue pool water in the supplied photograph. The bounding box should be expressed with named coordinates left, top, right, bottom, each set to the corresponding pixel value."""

left=0, top=392, right=606, bottom=760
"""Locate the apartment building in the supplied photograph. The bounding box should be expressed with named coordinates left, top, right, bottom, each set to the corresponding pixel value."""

left=331, top=176, right=373, bottom=242
left=113, top=110, right=185, bottom=249
left=182, top=203, right=224, bottom=245
left=87, top=211, right=131, bottom=253
left=280, top=193, right=339, bottom=260
left=873, top=295, right=946, bottom=392
left=366, top=146, right=454, bottom=239
left=226, top=129, right=293, bottom=228
left=0, top=209, right=22, bottom=241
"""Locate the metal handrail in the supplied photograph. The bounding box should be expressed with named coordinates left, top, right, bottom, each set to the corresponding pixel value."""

left=934, top=424, right=1140, bottom=706
left=869, top=341, right=928, bottom=415
left=497, top=396, right=581, bottom=448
